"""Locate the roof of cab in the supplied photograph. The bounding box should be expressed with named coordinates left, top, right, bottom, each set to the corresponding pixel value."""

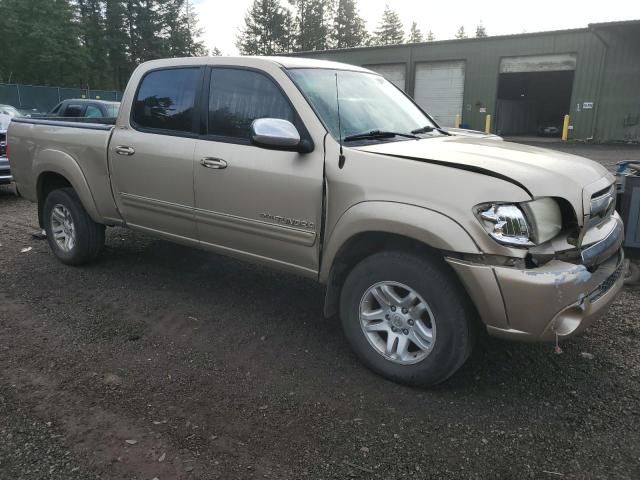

left=139, top=55, right=373, bottom=73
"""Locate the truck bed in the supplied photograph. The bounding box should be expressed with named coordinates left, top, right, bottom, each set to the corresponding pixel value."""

left=8, top=117, right=121, bottom=224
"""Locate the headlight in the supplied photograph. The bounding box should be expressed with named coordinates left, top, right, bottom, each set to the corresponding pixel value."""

left=477, top=198, right=562, bottom=247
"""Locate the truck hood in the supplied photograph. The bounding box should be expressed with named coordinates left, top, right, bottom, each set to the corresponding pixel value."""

left=356, top=136, right=613, bottom=217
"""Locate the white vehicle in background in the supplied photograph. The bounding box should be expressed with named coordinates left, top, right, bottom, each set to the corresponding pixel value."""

left=0, top=105, right=19, bottom=185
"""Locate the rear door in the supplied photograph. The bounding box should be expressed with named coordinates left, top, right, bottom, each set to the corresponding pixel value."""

left=192, top=67, right=324, bottom=274
left=109, top=66, right=203, bottom=241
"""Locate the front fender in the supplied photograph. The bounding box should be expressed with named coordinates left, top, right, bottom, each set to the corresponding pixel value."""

left=319, top=201, right=480, bottom=282
left=35, top=149, right=102, bottom=223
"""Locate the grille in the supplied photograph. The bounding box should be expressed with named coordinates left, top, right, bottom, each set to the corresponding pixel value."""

left=588, top=261, right=624, bottom=302
left=0, top=132, right=5, bottom=157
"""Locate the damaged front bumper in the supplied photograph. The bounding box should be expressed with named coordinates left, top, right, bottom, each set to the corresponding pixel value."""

left=446, top=215, right=625, bottom=342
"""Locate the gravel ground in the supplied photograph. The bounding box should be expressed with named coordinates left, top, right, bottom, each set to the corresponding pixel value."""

left=1, top=144, right=640, bottom=479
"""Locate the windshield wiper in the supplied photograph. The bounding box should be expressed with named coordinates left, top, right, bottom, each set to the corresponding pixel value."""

left=343, top=130, right=419, bottom=142
left=411, top=125, right=451, bottom=136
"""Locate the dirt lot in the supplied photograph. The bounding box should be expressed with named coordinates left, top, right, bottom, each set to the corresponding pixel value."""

left=1, top=143, right=640, bottom=479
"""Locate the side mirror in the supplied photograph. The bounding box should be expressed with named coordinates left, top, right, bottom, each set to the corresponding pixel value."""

left=250, top=118, right=312, bottom=153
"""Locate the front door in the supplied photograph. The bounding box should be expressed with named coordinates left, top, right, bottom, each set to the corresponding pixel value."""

left=193, top=67, right=324, bottom=274
left=109, top=67, right=202, bottom=241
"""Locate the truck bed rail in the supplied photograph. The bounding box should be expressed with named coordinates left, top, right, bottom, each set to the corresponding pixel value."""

left=12, top=117, right=115, bottom=131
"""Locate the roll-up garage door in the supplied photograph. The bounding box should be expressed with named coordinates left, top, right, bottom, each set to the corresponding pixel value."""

left=363, top=64, right=406, bottom=91
left=414, top=61, right=465, bottom=127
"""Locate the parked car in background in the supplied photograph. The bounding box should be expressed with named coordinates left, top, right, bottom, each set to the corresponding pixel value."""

left=0, top=104, right=23, bottom=118
left=0, top=104, right=22, bottom=185
left=7, top=57, right=625, bottom=386
left=47, top=99, right=120, bottom=118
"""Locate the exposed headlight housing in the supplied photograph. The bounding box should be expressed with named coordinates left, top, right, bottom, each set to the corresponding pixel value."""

left=477, top=198, right=562, bottom=248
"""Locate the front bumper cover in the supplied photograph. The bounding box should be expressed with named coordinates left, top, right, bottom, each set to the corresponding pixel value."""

left=447, top=216, right=625, bottom=342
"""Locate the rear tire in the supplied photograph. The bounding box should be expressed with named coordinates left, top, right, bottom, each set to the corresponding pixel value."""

left=339, top=251, right=476, bottom=387
left=43, top=187, right=105, bottom=265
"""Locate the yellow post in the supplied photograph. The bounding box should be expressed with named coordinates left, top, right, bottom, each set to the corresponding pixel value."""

left=484, top=114, right=491, bottom=134
left=454, top=114, right=461, bottom=128
left=561, top=114, right=570, bottom=141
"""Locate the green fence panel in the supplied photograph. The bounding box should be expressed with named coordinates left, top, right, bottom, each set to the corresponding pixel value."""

left=0, top=83, right=123, bottom=113
left=59, top=87, right=84, bottom=102
left=0, top=84, right=20, bottom=108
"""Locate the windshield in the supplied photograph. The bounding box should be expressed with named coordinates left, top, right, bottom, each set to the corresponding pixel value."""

left=288, top=68, right=437, bottom=141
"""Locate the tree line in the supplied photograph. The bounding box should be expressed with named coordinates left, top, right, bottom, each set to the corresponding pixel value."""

left=237, top=0, right=489, bottom=55
left=0, top=0, right=489, bottom=91
left=0, top=0, right=209, bottom=91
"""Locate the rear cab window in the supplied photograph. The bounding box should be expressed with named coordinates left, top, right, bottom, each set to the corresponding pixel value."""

left=132, top=68, right=200, bottom=133
left=64, top=104, right=85, bottom=118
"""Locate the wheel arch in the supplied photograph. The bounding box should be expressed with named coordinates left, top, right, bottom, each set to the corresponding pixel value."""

left=320, top=201, right=480, bottom=318
left=35, top=151, right=101, bottom=228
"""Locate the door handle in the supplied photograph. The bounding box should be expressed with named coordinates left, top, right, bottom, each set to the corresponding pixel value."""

left=200, top=157, right=228, bottom=169
left=115, top=145, right=135, bottom=156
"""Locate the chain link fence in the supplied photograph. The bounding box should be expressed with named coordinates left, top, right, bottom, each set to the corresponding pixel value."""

left=0, top=84, right=123, bottom=114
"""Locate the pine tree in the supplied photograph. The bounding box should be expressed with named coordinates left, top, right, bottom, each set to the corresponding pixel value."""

left=161, top=0, right=206, bottom=57
left=104, top=0, right=131, bottom=89
left=475, top=23, right=487, bottom=37
left=332, top=0, right=368, bottom=49
left=237, top=0, right=293, bottom=55
left=211, top=46, right=223, bottom=56
left=455, top=25, right=467, bottom=39
left=75, top=0, right=109, bottom=89
left=0, top=0, right=85, bottom=86
left=373, top=5, right=404, bottom=46
left=290, top=0, right=333, bottom=51
left=407, top=21, right=423, bottom=43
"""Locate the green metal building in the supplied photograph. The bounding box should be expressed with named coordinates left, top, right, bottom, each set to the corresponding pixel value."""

left=297, top=20, right=640, bottom=142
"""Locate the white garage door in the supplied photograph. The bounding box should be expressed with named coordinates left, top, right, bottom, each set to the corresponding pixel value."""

left=414, top=61, right=465, bottom=127
left=363, top=63, right=406, bottom=91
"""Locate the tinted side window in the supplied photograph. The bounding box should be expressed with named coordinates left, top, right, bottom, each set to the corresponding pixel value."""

left=64, top=104, right=84, bottom=117
left=208, top=69, right=294, bottom=139
left=133, top=68, right=199, bottom=133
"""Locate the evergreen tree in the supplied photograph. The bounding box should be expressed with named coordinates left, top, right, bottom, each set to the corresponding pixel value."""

left=237, top=0, right=293, bottom=55
left=373, top=5, right=404, bottom=46
left=407, top=21, right=423, bottom=43
left=104, top=0, right=131, bottom=89
left=332, top=0, right=368, bottom=49
left=211, top=46, right=223, bottom=56
left=162, top=0, right=206, bottom=57
left=455, top=25, right=467, bottom=39
left=475, top=23, right=487, bottom=37
left=426, top=30, right=435, bottom=41
left=290, top=0, right=333, bottom=51
left=0, top=0, right=84, bottom=86
left=75, top=0, right=109, bottom=88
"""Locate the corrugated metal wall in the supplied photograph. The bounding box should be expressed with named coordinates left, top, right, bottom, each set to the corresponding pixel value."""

left=594, top=25, right=640, bottom=142
left=296, top=25, right=638, bottom=142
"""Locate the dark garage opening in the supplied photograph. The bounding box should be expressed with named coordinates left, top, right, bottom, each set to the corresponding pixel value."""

left=496, top=70, right=574, bottom=137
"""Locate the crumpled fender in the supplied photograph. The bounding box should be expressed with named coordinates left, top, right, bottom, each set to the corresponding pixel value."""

left=34, top=148, right=102, bottom=223
left=319, top=201, right=480, bottom=282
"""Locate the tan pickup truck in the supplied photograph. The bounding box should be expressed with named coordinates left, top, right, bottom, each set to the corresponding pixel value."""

left=8, top=57, right=625, bottom=386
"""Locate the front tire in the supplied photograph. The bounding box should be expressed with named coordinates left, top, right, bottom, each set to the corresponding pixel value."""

left=340, top=251, right=476, bottom=387
left=43, top=187, right=105, bottom=265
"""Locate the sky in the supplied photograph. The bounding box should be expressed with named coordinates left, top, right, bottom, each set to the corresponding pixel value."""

left=193, top=0, right=640, bottom=55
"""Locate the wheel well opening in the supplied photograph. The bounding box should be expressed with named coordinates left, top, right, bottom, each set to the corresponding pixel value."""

left=323, top=232, right=444, bottom=318
left=37, top=172, right=72, bottom=228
